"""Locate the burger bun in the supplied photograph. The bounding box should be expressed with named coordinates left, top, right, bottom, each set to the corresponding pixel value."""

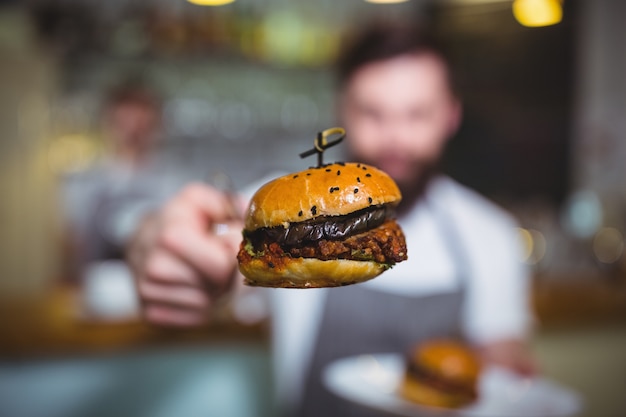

left=245, top=162, right=401, bottom=231
left=240, top=257, right=387, bottom=288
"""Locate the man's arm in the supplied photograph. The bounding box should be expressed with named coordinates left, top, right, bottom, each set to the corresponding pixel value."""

left=127, top=183, right=243, bottom=326
left=478, top=338, right=537, bottom=376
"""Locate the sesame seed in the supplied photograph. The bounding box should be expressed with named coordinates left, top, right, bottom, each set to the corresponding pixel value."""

left=356, top=163, right=361, bottom=168
left=306, top=173, right=311, bottom=176
left=368, top=197, right=373, bottom=204
left=362, top=166, right=367, bottom=170
left=311, top=206, right=317, bottom=215
left=365, top=173, right=372, bottom=177
left=337, top=170, right=341, bottom=175
left=357, top=177, right=361, bottom=182
left=293, top=174, right=298, bottom=179
left=329, top=187, right=335, bottom=193
left=325, top=168, right=331, bottom=172
left=354, top=188, right=358, bottom=194
left=298, top=210, right=303, bottom=216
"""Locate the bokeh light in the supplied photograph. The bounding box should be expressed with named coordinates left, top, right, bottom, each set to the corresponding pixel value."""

left=513, top=0, right=563, bottom=27
left=186, top=0, right=236, bottom=6
left=592, top=227, right=624, bottom=264
left=47, top=134, right=100, bottom=174
left=517, top=227, right=547, bottom=265
left=561, top=190, right=603, bottom=239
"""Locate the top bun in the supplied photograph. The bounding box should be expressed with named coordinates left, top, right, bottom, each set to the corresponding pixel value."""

left=245, top=162, right=402, bottom=230
left=410, top=340, right=481, bottom=384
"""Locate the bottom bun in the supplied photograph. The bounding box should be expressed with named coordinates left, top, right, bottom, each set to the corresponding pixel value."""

left=239, top=258, right=386, bottom=288
left=400, top=375, right=476, bottom=409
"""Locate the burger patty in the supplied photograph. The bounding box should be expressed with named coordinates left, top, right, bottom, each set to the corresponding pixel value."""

left=238, top=219, right=407, bottom=266
left=245, top=205, right=393, bottom=247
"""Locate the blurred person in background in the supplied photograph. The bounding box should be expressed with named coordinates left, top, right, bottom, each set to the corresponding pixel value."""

left=61, top=80, right=188, bottom=318
left=127, top=24, right=536, bottom=416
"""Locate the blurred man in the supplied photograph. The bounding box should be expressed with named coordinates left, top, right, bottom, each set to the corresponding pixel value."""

left=62, top=81, right=193, bottom=266
left=62, top=81, right=190, bottom=319
left=128, top=25, right=535, bottom=416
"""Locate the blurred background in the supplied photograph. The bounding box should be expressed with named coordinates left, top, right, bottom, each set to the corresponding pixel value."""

left=0, top=0, right=624, bottom=416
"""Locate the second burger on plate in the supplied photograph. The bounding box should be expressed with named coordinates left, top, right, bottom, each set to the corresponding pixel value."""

left=401, top=339, right=482, bottom=409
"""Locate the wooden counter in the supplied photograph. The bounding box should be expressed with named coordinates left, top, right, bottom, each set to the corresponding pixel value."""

left=0, top=285, right=268, bottom=359
left=532, top=272, right=626, bottom=327
left=2, top=273, right=625, bottom=359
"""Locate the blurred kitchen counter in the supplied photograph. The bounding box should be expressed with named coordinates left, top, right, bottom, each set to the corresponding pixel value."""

left=1, top=274, right=625, bottom=415
left=0, top=284, right=268, bottom=359
left=532, top=271, right=626, bottom=327
left=0, top=283, right=276, bottom=417
left=532, top=323, right=626, bottom=417
left=2, top=272, right=626, bottom=358
left=531, top=272, right=626, bottom=417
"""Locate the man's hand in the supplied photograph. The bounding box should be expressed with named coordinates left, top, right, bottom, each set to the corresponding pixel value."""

left=479, top=339, right=538, bottom=376
left=128, top=183, right=244, bottom=327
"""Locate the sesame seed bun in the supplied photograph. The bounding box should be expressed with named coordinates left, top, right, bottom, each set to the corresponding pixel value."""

left=237, top=161, right=406, bottom=288
left=244, top=162, right=402, bottom=231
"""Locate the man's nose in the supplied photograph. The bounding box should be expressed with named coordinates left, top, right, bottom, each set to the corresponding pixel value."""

left=381, top=117, right=413, bottom=148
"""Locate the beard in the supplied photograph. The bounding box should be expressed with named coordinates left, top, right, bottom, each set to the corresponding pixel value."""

left=346, top=151, right=440, bottom=217
left=393, top=160, right=439, bottom=218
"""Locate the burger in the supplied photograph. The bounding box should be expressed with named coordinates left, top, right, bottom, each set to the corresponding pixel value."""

left=401, top=340, right=482, bottom=409
left=237, top=162, right=407, bottom=288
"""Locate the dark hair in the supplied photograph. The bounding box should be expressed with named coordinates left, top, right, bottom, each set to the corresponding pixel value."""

left=336, top=23, right=457, bottom=94
left=104, top=78, right=161, bottom=113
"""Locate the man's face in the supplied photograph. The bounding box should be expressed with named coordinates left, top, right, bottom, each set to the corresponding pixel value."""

left=108, top=102, right=160, bottom=152
left=340, top=53, right=461, bottom=192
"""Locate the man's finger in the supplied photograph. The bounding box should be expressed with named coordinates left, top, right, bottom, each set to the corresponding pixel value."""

left=144, top=304, right=210, bottom=327
left=137, top=281, right=211, bottom=310
left=144, top=249, right=202, bottom=286
left=175, top=183, right=242, bottom=224
left=159, top=225, right=237, bottom=287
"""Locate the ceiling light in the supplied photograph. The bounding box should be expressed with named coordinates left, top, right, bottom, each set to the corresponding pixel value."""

left=513, top=0, right=562, bottom=27
left=186, top=0, right=236, bottom=6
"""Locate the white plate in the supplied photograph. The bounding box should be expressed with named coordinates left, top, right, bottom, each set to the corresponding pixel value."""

left=323, top=354, right=582, bottom=417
